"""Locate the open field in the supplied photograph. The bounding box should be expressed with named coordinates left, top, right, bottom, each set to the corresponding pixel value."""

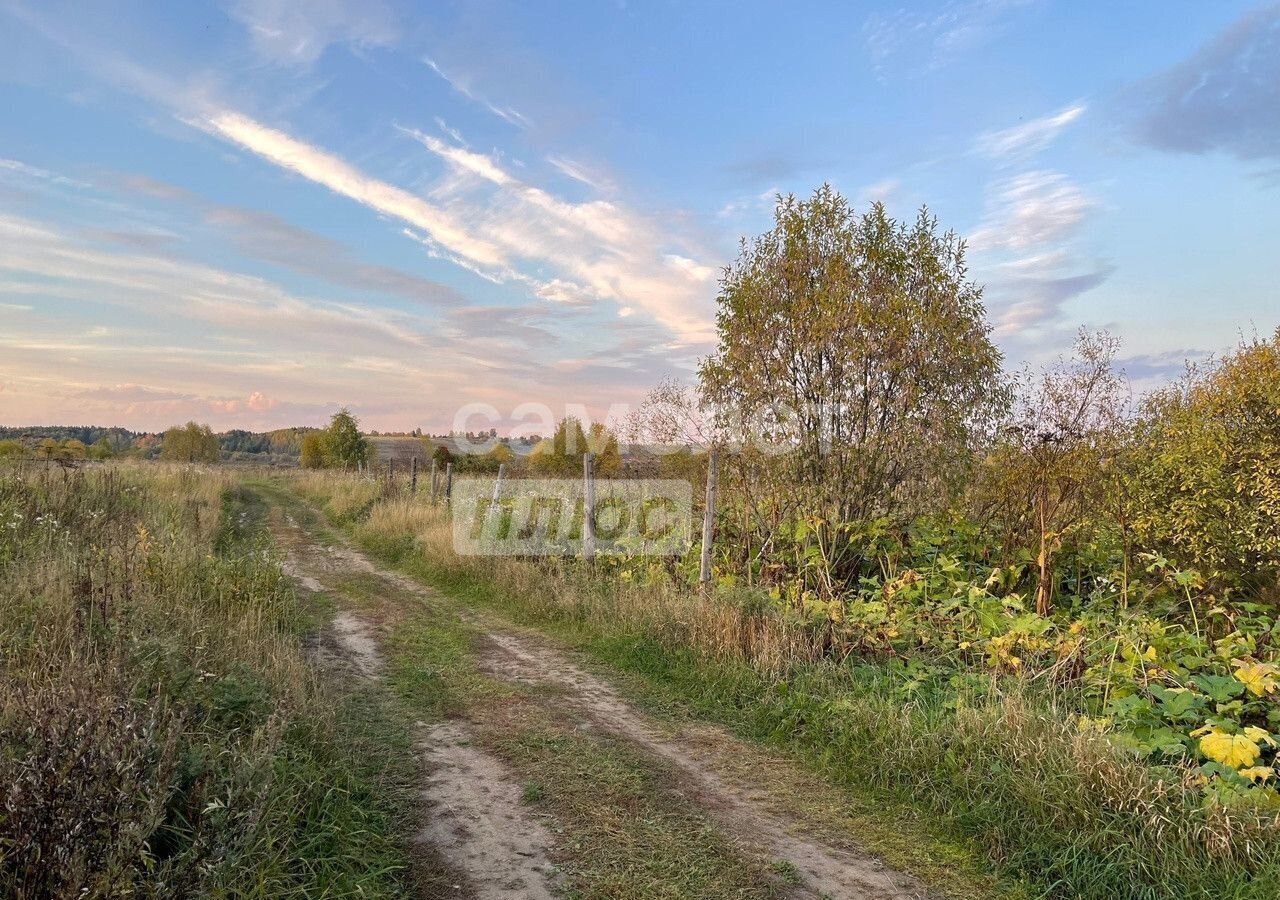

left=5, top=380, right=1280, bottom=899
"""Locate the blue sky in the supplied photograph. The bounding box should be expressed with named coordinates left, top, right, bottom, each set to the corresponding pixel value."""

left=0, top=0, right=1277, bottom=432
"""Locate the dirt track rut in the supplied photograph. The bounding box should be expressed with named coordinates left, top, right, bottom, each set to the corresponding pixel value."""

left=272, top=503, right=927, bottom=900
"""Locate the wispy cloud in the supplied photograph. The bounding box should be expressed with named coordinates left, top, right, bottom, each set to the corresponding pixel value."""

left=204, top=111, right=508, bottom=267
left=0, top=157, right=89, bottom=188
left=1129, top=3, right=1280, bottom=162
left=547, top=156, right=614, bottom=193
left=402, top=128, right=717, bottom=341
left=976, top=103, right=1086, bottom=161
left=863, top=0, right=1035, bottom=78
left=990, top=264, right=1114, bottom=338
left=0, top=207, right=611, bottom=429
left=204, top=206, right=464, bottom=307
left=423, top=56, right=530, bottom=128
left=202, top=111, right=716, bottom=343
left=229, top=0, right=399, bottom=65
left=968, top=168, right=1108, bottom=339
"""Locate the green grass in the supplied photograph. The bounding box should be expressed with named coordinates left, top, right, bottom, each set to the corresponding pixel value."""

left=279, top=474, right=1280, bottom=900
left=490, top=725, right=784, bottom=900
left=276, top=478, right=1025, bottom=899
left=422, top=562, right=1280, bottom=900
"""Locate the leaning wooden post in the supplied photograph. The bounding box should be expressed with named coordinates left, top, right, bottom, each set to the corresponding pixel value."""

left=491, top=462, right=506, bottom=507
left=444, top=462, right=454, bottom=506
left=583, top=452, right=596, bottom=561
left=699, top=450, right=719, bottom=592
left=429, top=459, right=438, bottom=504
left=410, top=456, right=418, bottom=495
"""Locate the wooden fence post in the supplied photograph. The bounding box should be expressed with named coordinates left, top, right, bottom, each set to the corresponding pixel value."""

left=699, top=450, right=719, bottom=591
left=429, top=459, right=438, bottom=504
left=491, top=462, right=506, bottom=506
left=583, top=452, right=596, bottom=561
left=444, top=462, right=454, bottom=505
left=410, top=457, right=418, bottom=494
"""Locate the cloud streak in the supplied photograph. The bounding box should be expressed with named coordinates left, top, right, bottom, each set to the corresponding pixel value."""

left=864, top=0, right=1035, bottom=77
left=206, top=111, right=508, bottom=267
left=423, top=56, right=530, bottom=128
left=976, top=103, right=1086, bottom=161
left=203, top=111, right=716, bottom=342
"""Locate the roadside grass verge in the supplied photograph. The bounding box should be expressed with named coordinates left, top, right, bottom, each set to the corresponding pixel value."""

left=0, top=463, right=427, bottom=897
left=282, top=471, right=1280, bottom=900
left=259, top=482, right=806, bottom=899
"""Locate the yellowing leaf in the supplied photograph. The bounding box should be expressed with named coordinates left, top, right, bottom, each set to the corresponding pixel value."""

left=1233, top=662, right=1279, bottom=697
left=1199, top=729, right=1261, bottom=769
left=1240, top=766, right=1276, bottom=783
left=1243, top=726, right=1278, bottom=749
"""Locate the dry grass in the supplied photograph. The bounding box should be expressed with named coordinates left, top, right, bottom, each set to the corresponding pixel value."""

left=0, top=463, right=414, bottom=898
left=287, top=468, right=1280, bottom=899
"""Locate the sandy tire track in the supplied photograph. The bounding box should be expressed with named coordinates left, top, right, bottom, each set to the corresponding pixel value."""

left=272, top=508, right=562, bottom=900
left=477, top=631, right=928, bottom=900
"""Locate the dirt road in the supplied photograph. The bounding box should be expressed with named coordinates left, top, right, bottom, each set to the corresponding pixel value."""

left=268, top=497, right=930, bottom=900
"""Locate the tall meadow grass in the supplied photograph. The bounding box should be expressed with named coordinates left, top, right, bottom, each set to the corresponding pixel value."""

left=0, top=462, right=410, bottom=898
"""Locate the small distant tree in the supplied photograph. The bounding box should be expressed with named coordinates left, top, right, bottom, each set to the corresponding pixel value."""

left=0, top=439, right=22, bottom=459
left=299, top=432, right=327, bottom=469
left=587, top=422, right=621, bottom=476
left=530, top=417, right=589, bottom=476
left=161, top=422, right=220, bottom=463
left=325, top=408, right=369, bottom=470
left=432, top=443, right=453, bottom=468
left=486, top=443, right=514, bottom=466
left=87, top=438, right=113, bottom=460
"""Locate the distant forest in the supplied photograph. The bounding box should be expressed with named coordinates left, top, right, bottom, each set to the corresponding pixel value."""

left=0, top=425, right=318, bottom=463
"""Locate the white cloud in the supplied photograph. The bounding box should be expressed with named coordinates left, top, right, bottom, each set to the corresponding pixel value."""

left=205, top=111, right=507, bottom=267
left=205, top=112, right=715, bottom=343
left=395, top=127, right=717, bottom=342
left=423, top=56, right=530, bottom=128
left=969, top=171, right=1095, bottom=251
left=976, top=103, right=1086, bottom=160
left=664, top=254, right=717, bottom=283
left=398, top=126, right=513, bottom=185
left=547, top=156, right=614, bottom=193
